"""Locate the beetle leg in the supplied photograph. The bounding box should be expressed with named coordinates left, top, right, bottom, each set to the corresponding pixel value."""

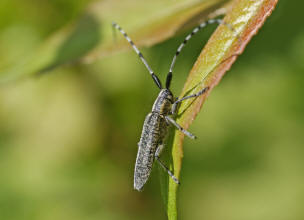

left=155, top=143, right=165, bottom=157
left=170, top=87, right=209, bottom=115
left=155, top=144, right=180, bottom=185
left=175, top=87, right=209, bottom=105
left=165, top=116, right=196, bottom=139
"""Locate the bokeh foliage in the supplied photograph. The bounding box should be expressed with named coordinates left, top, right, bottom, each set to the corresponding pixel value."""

left=0, top=0, right=304, bottom=220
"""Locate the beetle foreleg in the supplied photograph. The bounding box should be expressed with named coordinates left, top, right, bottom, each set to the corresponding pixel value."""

left=171, top=87, right=209, bottom=115
left=175, top=87, right=209, bottom=105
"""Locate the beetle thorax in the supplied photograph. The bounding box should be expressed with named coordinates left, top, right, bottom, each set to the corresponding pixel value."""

left=152, top=89, right=174, bottom=115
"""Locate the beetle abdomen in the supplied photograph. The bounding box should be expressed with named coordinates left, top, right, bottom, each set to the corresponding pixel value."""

left=134, top=112, right=168, bottom=191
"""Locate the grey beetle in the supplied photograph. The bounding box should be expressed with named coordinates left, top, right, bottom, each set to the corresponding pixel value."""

left=112, top=18, right=233, bottom=191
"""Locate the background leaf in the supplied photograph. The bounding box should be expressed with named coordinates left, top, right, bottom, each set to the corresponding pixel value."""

left=0, top=0, right=230, bottom=83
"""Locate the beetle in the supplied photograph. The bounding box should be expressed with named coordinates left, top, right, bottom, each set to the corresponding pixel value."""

left=112, top=18, right=234, bottom=191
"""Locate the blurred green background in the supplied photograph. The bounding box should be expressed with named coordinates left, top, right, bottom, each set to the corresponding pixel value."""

left=0, top=0, right=303, bottom=219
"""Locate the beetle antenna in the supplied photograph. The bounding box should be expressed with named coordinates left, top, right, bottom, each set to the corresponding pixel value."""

left=112, top=22, right=163, bottom=89
left=166, top=18, right=238, bottom=89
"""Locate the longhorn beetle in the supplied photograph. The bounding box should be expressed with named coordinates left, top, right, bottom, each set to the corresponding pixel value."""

left=112, top=18, right=237, bottom=191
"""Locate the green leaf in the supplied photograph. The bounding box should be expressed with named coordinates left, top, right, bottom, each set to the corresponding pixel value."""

left=165, top=0, right=279, bottom=219
left=0, top=0, right=230, bottom=84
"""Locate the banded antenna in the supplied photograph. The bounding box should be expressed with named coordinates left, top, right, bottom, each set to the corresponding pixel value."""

left=112, top=22, right=163, bottom=89
left=165, top=18, right=238, bottom=89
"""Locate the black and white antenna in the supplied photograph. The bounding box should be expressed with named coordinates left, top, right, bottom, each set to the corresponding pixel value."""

left=165, top=18, right=237, bottom=89
left=112, top=22, right=163, bottom=89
